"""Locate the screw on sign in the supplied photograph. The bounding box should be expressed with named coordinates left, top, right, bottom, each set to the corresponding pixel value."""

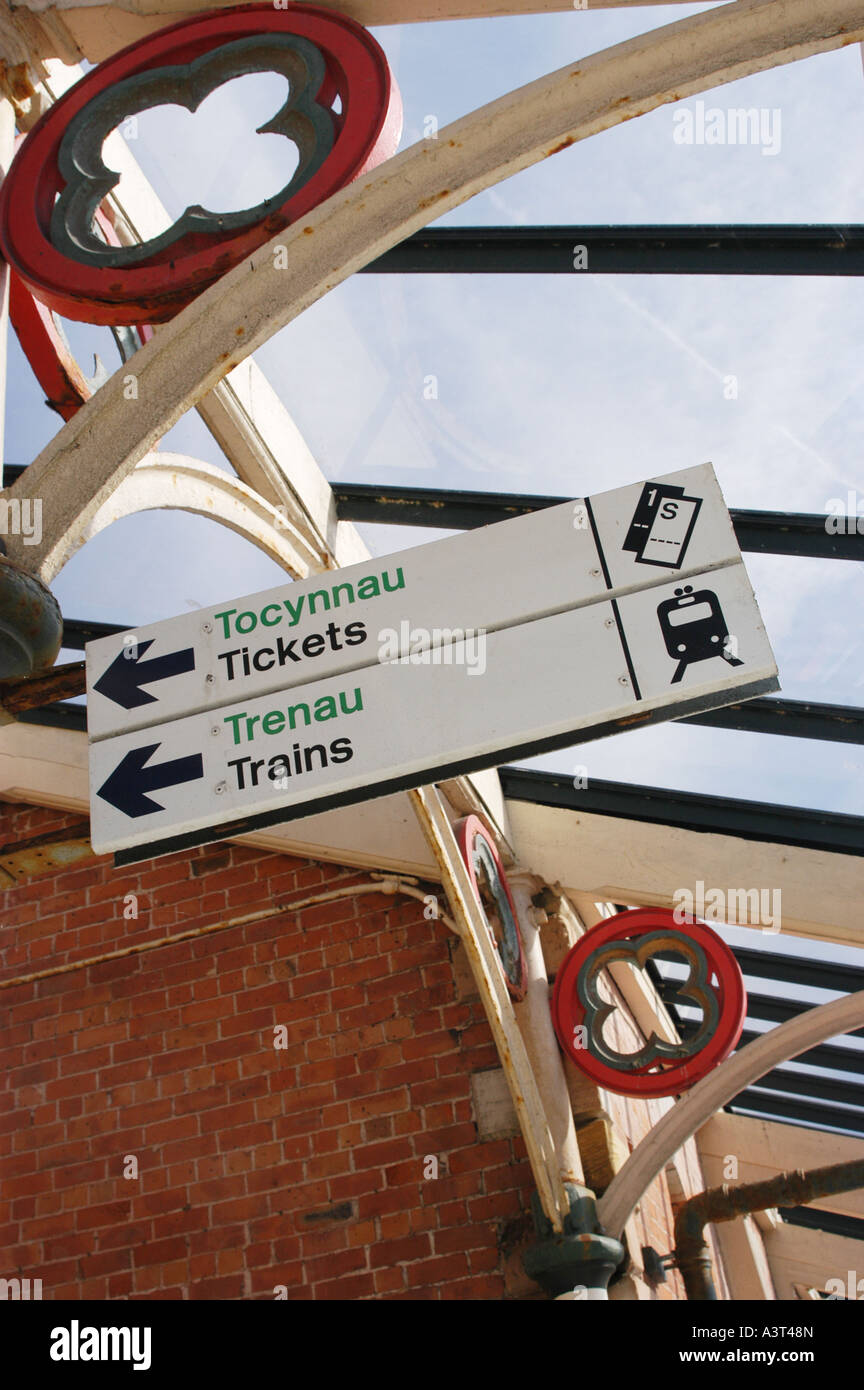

left=456, top=816, right=527, bottom=1001
left=0, top=4, right=402, bottom=326
left=551, top=907, right=746, bottom=1097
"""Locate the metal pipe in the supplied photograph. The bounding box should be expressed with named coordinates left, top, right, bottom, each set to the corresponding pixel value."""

left=0, top=659, right=85, bottom=711
left=0, top=872, right=453, bottom=993
left=673, top=1157, right=864, bottom=1300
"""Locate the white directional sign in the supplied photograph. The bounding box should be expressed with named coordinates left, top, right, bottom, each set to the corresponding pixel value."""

left=86, top=464, right=744, bottom=742
left=88, top=503, right=780, bottom=859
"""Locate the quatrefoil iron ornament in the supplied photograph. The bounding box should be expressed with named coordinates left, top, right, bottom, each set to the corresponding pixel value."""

left=0, top=3, right=402, bottom=325
left=551, top=907, right=746, bottom=1097
left=456, top=816, right=527, bottom=1001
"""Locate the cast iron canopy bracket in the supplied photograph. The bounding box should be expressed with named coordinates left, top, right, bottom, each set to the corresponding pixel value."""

left=522, top=1185, right=626, bottom=1299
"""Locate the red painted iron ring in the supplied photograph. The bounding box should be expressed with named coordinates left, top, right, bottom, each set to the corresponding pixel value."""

left=9, top=190, right=153, bottom=418
left=456, top=815, right=527, bottom=1002
left=551, top=907, right=746, bottom=1098
left=0, top=4, right=401, bottom=325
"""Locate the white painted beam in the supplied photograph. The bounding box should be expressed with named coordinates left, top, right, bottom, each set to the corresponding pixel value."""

left=698, top=1113, right=864, bottom=1221
left=1, top=713, right=855, bottom=951
left=100, top=113, right=371, bottom=574
left=507, top=801, right=863, bottom=949
left=8, top=0, right=712, bottom=70
left=711, top=1215, right=778, bottom=1300
left=192, top=365, right=370, bottom=572
left=84, top=452, right=323, bottom=577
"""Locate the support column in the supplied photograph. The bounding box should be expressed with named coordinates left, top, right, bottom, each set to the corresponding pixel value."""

left=507, top=872, right=625, bottom=1299
left=508, top=870, right=583, bottom=1187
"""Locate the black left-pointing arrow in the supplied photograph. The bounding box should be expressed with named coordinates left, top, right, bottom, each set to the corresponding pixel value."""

left=97, top=744, right=205, bottom=818
left=93, top=639, right=196, bottom=710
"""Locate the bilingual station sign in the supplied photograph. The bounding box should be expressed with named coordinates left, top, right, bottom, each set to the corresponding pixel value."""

left=86, top=465, right=779, bottom=862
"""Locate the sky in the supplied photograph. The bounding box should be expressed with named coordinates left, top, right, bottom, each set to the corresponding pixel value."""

left=5, top=1, right=864, bottom=819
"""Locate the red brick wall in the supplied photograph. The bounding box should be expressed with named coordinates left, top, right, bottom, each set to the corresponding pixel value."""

left=1, top=801, right=710, bottom=1301
left=0, top=802, right=540, bottom=1300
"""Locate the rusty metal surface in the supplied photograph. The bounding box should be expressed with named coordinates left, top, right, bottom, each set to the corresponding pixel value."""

left=0, top=823, right=94, bottom=882
left=9, top=199, right=154, bottom=421
left=0, top=556, right=63, bottom=678
left=9, top=273, right=91, bottom=420
left=0, top=658, right=85, bottom=712
left=674, top=1157, right=864, bottom=1300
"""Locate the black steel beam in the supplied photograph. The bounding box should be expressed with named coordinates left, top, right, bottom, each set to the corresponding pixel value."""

left=730, top=1066, right=864, bottom=1111
left=61, top=618, right=127, bottom=649
left=731, top=948, right=864, bottom=995
left=360, top=226, right=864, bottom=277
left=682, top=698, right=864, bottom=744
left=659, top=946, right=864, bottom=996
left=731, top=509, right=863, bottom=562
left=777, top=1206, right=864, bottom=1243
left=331, top=482, right=863, bottom=562
left=742, top=993, right=864, bottom=1039
left=7, top=470, right=861, bottom=562
left=646, top=1013, right=864, bottom=1079
left=729, top=1090, right=864, bottom=1136
left=333, top=481, right=557, bottom=530
left=664, top=985, right=864, bottom=1039
left=17, top=702, right=86, bottom=733
left=725, top=1029, right=864, bottom=1079
left=499, top=767, right=864, bottom=857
